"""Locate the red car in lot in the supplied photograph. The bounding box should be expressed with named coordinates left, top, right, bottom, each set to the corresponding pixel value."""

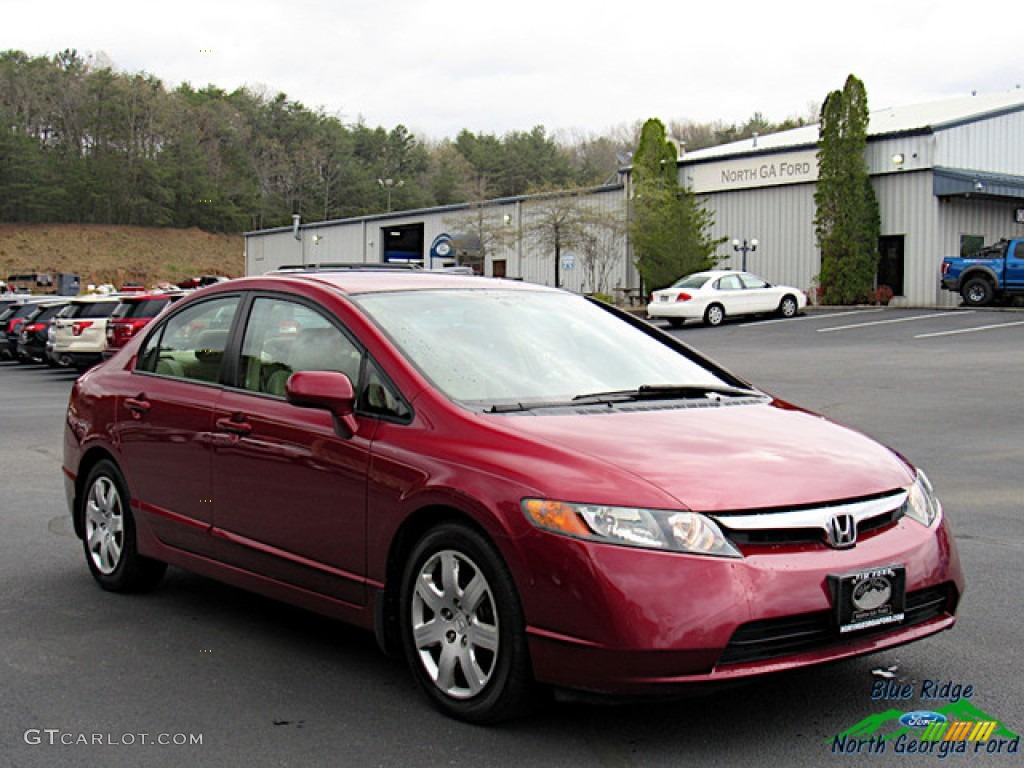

left=104, top=291, right=187, bottom=358
left=62, top=271, right=964, bottom=723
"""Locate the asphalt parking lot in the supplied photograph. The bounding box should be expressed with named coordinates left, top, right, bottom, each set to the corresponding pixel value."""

left=2, top=306, right=1021, bottom=767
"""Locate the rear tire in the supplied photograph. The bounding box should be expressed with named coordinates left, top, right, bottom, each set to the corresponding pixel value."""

left=961, top=277, right=994, bottom=307
left=80, top=460, right=166, bottom=592
left=399, top=522, right=533, bottom=723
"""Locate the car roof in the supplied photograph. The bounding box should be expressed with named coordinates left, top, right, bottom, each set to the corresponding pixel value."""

left=248, top=270, right=561, bottom=296
left=69, top=294, right=125, bottom=304
left=118, top=291, right=185, bottom=302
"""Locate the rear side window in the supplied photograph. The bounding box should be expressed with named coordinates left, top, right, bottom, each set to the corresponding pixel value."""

left=137, top=296, right=240, bottom=383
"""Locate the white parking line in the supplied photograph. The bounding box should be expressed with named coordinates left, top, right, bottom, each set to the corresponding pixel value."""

left=809, top=309, right=886, bottom=320
left=750, top=308, right=885, bottom=327
left=915, top=320, right=1024, bottom=339
left=817, top=312, right=971, bottom=333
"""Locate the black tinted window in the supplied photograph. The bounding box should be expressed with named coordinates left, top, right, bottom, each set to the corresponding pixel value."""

left=114, top=298, right=169, bottom=319
left=68, top=301, right=120, bottom=319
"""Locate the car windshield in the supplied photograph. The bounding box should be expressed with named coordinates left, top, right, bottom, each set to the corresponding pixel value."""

left=671, top=273, right=713, bottom=289
left=353, top=289, right=728, bottom=407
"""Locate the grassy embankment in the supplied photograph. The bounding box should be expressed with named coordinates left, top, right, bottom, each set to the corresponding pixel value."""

left=0, top=223, right=244, bottom=290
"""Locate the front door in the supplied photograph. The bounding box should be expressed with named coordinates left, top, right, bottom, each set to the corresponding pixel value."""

left=1005, top=240, right=1024, bottom=290
left=211, top=296, right=372, bottom=607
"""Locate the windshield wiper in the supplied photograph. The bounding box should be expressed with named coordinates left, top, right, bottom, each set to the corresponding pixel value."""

left=571, top=384, right=761, bottom=404
left=484, top=384, right=762, bottom=413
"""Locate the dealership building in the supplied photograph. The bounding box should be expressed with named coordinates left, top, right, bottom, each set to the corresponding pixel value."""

left=246, top=90, right=1024, bottom=307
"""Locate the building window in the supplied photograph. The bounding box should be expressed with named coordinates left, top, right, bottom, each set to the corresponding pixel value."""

left=960, top=235, right=985, bottom=257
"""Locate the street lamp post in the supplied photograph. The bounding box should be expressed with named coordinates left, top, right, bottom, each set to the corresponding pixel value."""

left=377, top=178, right=404, bottom=212
left=732, top=238, right=758, bottom=271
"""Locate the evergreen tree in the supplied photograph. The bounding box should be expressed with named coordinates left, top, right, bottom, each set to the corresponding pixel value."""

left=814, top=74, right=880, bottom=304
left=630, top=118, right=721, bottom=291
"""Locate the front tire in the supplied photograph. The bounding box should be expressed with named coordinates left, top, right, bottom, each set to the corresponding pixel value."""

left=778, top=295, right=799, bottom=318
left=704, top=303, right=725, bottom=327
left=399, top=523, right=532, bottom=723
left=80, top=460, right=166, bottom=592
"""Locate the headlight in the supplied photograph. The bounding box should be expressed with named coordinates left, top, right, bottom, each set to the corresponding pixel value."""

left=905, top=470, right=941, bottom=527
left=522, top=499, right=742, bottom=558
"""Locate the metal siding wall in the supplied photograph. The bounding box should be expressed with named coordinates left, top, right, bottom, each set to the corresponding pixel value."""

left=874, top=172, right=944, bottom=306
left=245, top=189, right=639, bottom=293
left=502, top=187, right=632, bottom=293
left=703, top=184, right=819, bottom=295
left=866, top=135, right=934, bottom=175
left=247, top=230, right=302, bottom=274
left=936, top=110, right=1024, bottom=175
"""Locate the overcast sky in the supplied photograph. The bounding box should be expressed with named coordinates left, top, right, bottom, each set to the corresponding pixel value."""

left=4, top=0, right=1020, bottom=140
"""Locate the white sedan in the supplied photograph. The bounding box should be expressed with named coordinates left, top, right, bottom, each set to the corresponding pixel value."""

left=647, top=270, right=806, bottom=327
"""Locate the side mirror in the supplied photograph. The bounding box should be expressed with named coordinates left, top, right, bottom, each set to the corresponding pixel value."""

left=286, top=370, right=359, bottom=437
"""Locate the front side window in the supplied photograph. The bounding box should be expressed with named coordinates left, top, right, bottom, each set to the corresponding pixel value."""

left=239, top=297, right=362, bottom=396
left=137, top=296, right=240, bottom=383
left=740, top=275, right=768, bottom=289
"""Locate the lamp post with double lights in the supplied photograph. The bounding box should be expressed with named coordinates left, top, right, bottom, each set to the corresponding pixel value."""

left=732, top=238, right=758, bottom=272
left=377, top=178, right=404, bottom=212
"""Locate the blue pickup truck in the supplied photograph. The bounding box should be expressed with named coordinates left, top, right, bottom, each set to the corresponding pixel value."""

left=941, top=238, right=1024, bottom=306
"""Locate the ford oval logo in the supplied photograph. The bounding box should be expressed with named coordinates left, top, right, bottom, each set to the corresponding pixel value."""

left=899, top=711, right=947, bottom=728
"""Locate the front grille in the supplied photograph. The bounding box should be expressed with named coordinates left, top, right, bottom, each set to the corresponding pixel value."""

left=715, top=490, right=907, bottom=548
left=718, top=584, right=954, bottom=666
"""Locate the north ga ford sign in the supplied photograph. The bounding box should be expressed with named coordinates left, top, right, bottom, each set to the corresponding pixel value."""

left=687, top=148, right=818, bottom=193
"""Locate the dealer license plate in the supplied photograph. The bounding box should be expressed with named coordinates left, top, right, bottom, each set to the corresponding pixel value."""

left=831, top=565, right=906, bottom=634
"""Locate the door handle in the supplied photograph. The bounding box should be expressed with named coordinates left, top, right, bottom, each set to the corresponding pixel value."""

left=124, top=395, right=151, bottom=417
left=216, top=415, right=253, bottom=436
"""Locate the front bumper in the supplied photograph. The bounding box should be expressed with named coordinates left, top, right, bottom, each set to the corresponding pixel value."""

left=518, top=515, right=963, bottom=695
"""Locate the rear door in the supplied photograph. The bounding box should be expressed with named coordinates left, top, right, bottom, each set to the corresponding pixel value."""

left=117, top=294, right=241, bottom=555
left=714, top=274, right=749, bottom=314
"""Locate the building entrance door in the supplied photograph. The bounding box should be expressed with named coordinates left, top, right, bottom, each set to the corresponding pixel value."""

left=877, top=235, right=905, bottom=296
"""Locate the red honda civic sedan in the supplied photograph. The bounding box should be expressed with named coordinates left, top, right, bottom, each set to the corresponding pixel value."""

left=62, top=270, right=964, bottom=723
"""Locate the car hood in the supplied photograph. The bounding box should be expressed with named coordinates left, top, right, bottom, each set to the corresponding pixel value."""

left=493, top=400, right=912, bottom=511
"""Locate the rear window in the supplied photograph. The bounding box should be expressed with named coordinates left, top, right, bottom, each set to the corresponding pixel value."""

left=40, top=304, right=67, bottom=320
left=113, top=298, right=170, bottom=320
left=67, top=301, right=121, bottom=319
left=10, top=303, right=46, bottom=320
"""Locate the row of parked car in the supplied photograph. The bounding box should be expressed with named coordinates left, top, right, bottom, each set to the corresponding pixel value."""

left=0, top=290, right=189, bottom=371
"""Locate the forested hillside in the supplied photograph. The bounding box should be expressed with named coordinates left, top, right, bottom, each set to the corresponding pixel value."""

left=1, top=48, right=811, bottom=235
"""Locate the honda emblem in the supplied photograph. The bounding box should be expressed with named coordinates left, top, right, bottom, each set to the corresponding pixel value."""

left=827, top=513, right=857, bottom=548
